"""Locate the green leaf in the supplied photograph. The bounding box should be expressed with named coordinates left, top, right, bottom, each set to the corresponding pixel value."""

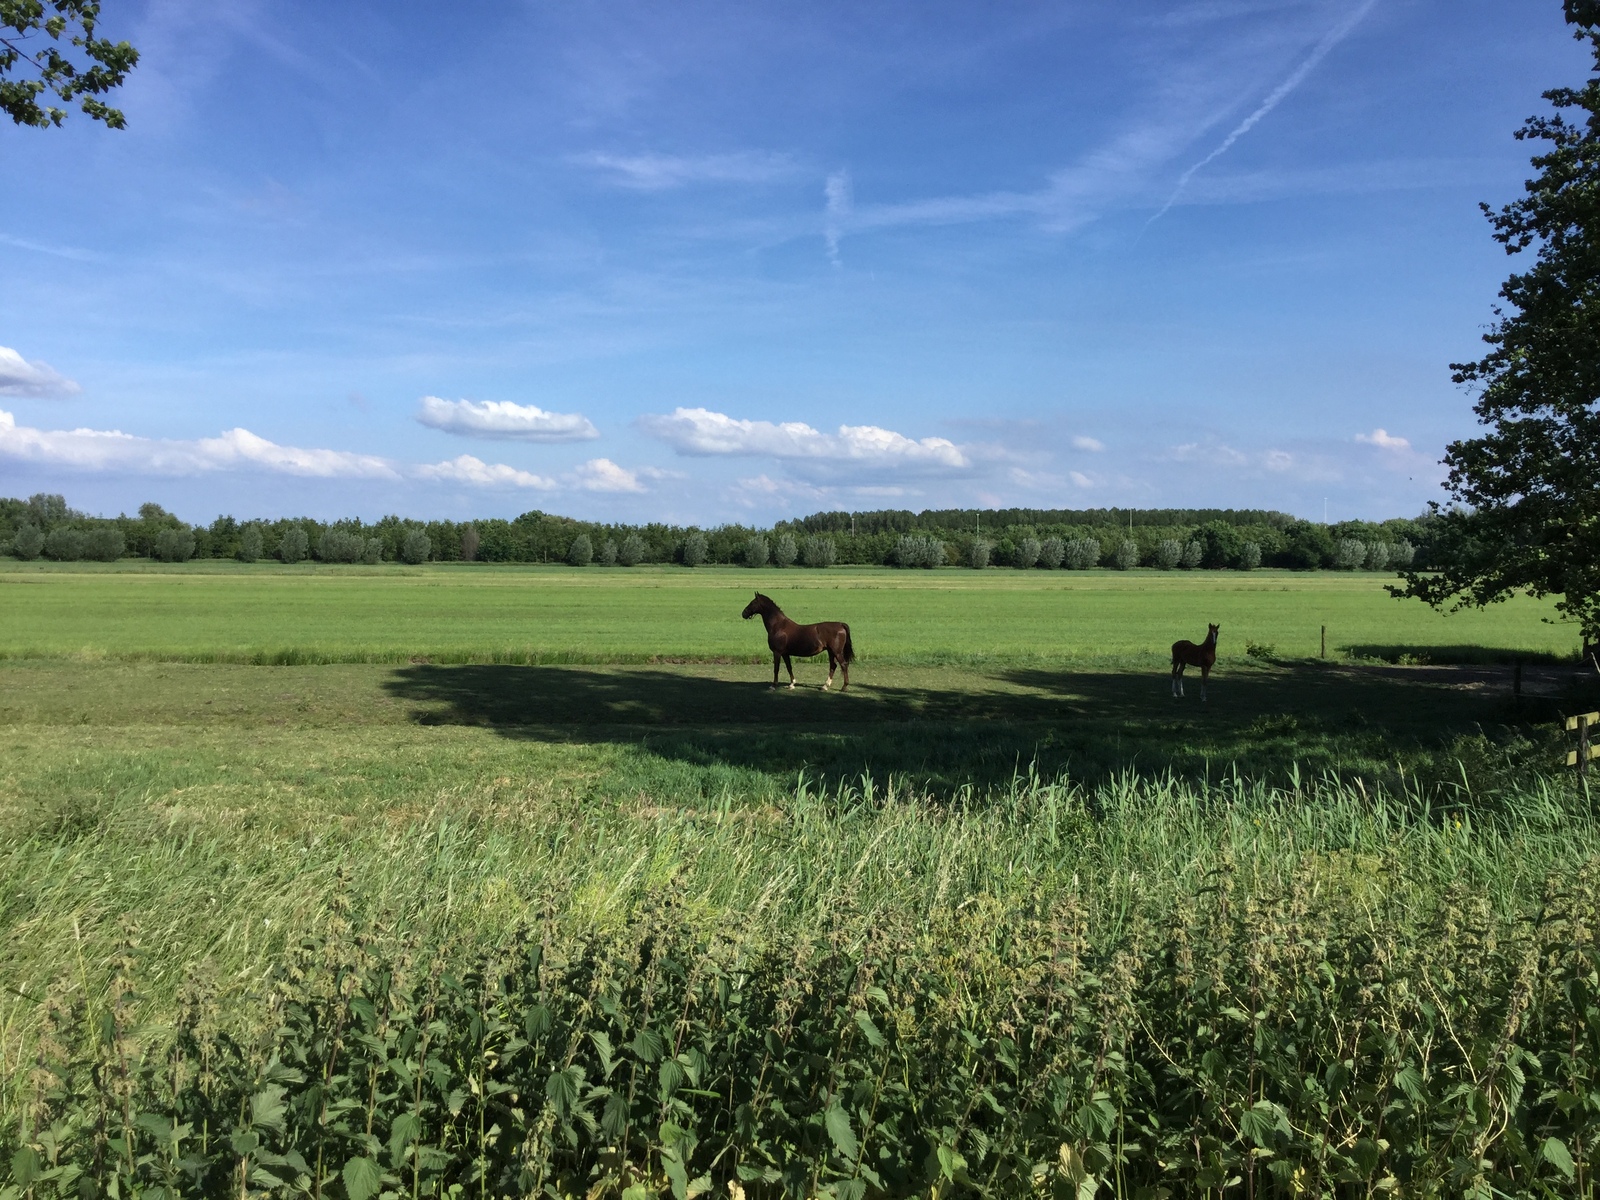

left=251, top=1084, right=287, bottom=1132
left=621, top=1185, right=650, bottom=1200
left=630, top=1028, right=665, bottom=1063
left=1542, top=1136, right=1576, bottom=1181
left=854, top=1009, right=885, bottom=1048
left=342, top=1155, right=382, bottom=1200
left=10, top=1147, right=40, bottom=1187
left=825, top=1102, right=859, bottom=1161
left=663, top=1152, right=689, bottom=1200
left=545, top=1066, right=582, bottom=1116
left=387, top=1112, right=420, bottom=1166
left=936, top=1143, right=966, bottom=1182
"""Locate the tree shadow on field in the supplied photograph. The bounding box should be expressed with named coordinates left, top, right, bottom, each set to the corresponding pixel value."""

left=381, top=659, right=1573, bottom=799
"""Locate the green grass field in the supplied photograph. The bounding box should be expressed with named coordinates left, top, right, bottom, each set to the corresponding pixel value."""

left=3, top=563, right=1597, bottom=1196
left=0, top=560, right=1581, bottom=664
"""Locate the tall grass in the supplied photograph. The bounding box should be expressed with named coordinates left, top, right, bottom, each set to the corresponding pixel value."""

left=4, top=764, right=1597, bottom=1195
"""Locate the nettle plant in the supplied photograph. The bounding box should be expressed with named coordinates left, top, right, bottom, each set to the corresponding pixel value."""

left=7, top=859, right=1598, bottom=1200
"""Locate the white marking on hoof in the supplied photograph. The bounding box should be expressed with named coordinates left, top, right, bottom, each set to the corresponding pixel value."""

left=788, top=681, right=796, bottom=690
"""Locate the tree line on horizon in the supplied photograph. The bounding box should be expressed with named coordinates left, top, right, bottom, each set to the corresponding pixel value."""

left=0, top=493, right=1435, bottom=572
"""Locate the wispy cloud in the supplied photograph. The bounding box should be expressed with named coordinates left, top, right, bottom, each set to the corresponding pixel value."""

left=0, top=346, right=81, bottom=398
left=571, top=457, right=647, bottom=492
left=578, top=150, right=798, bottom=191
left=1071, top=435, right=1106, bottom=452
left=416, top=396, right=599, bottom=442
left=824, top=170, right=852, bottom=264
left=414, top=454, right=557, bottom=489
left=1147, top=0, right=1381, bottom=226
left=639, top=406, right=969, bottom=472
left=1356, top=428, right=1410, bottom=450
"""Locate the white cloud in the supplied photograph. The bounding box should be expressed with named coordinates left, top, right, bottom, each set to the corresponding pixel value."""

left=571, top=457, right=646, bottom=493
left=1356, top=428, right=1410, bottom=450
left=1070, top=470, right=1094, bottom=488
left=0, top=346, right=80, bottom=398
left=0, top=408, right=646, bottom=493
left=639, top=406, right=968, bottom=471
left=414, top=454, right=557, bottom=489
left=1071, top=435, right=1105, bottom=452
left=0, top=408, right=398, bottom=478
left=416, top=396, right=599, bottom=442
left=578, top=151, right=797, bottom=190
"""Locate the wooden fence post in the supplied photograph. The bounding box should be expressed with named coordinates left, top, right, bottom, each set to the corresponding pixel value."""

left=1567, top=710, right=1599, bottom=777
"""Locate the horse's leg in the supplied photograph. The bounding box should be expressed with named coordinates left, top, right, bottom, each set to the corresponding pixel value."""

left=1200, top=663, right=1209, bottom=702
left=784, top=655, right=795, bottom=689
left=771, top=651, right=780, bottom=689
left=823, top=649, right=835, bottom=690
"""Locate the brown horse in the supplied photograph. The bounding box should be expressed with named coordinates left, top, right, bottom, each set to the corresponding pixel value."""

left=741, top=592, right=854, bottom=691
left=1171, top=623, right=1219, bottom=700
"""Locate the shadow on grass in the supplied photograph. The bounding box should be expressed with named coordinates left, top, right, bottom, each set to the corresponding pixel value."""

left=381, top=660, right=1578, bottom=797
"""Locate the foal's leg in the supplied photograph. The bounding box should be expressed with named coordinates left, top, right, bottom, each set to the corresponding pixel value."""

left=1200, top=664, right=1209, bottom=702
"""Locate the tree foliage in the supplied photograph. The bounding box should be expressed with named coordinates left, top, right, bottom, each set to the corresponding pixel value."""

left=1, top=0, right=138, bottom=128
left=1397, top=1, right=1600, bottom=641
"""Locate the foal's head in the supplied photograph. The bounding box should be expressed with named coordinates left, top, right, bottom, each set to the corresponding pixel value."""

left=1207, top=623, right=1221, bottom=642
left=742, top=592, right=776, bottom=620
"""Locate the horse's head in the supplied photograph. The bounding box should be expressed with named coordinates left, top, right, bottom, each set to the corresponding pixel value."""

left=742, top=592, right=771, bottom=620
left=1208, top=623, right=1221, bottom=642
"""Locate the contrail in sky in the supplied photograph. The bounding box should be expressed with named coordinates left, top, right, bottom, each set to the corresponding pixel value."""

left=1146, top=0, right=1380, bottom=228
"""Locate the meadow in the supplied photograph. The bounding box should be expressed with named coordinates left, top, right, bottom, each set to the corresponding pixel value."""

left=2, top=562, right=1597, bottom=1198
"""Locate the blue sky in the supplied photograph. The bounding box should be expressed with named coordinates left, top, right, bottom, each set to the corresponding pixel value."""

left=0, top=0, right=1587, bottom=525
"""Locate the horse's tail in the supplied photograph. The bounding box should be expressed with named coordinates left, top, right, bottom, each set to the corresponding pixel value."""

left=841, top=624, right=855, bottom=663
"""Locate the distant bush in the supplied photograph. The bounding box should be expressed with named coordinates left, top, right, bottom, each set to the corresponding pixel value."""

left=1014, top=536, right=1041, bottom=569
left=279, top=528, right=309, bottom=564
left=153, top=527, right=196, bottom=563
left=771, top=533, right=798, bottom=568
left=617, top=533, right=647, bottom=567
left=44, top=527, right=86, bottom=561
left=1390, top=538, right=1415, bottom=568
left=743, top=535, right=768, bottom=568
left=317, top=528, right=366, bottom=563
left=1238, top=541, right=1262, bottom=571
left=399, top=530, right=431, bottom=565
left=1113, top=539, right=1139, bottom=570
left=567, top=534, right=593, bottom=567
left=1364, top=542, right=1391, bottom=571
left=460, top=525, right=480, bottom=562
left=596, top=539, right=618, bottom=567
left=9, top=523, right=43, bottom=560
left=968, top=539, right=991, bottom=569
left=361, top=537, right=384, bottom=565
left=1334, top=539, right=1366, bottom=570
left=82, top=528, right=125, bottom=562
left=893, top=534, right=945, bottom=569
left=1064, top=537, right=1101, bottom=570
left=1038, top=537, right=1064, bottom=569
left=1181, top=540, right=1203, bottom=569
left=800, top=535, right=835, bottom=568
left=238, top=524, right=263, bottom=563
left=682, top=531, right=708, bottom=567
left=1155, top=539, right=1182, bottom=570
